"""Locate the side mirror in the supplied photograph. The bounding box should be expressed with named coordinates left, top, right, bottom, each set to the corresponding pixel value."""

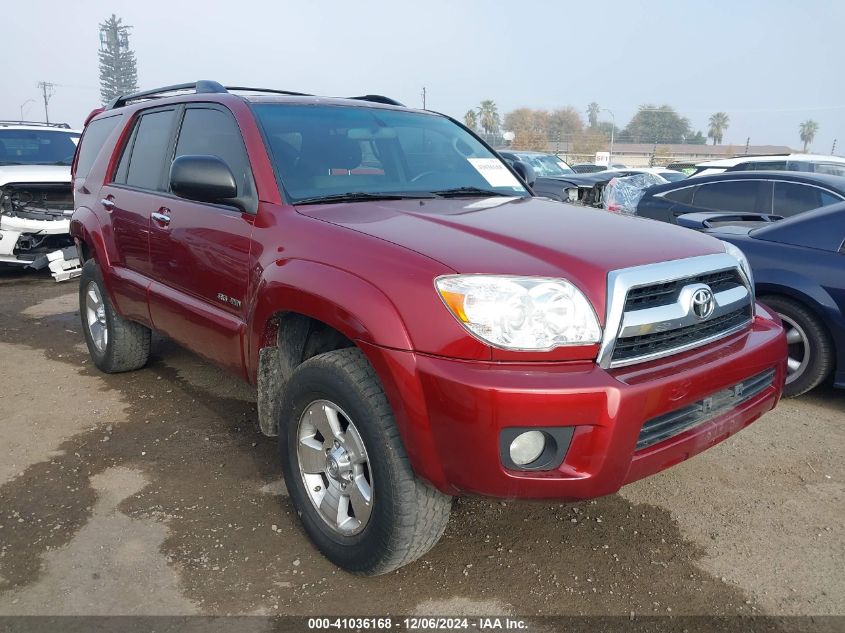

left=511, top=160, right=537, bottom=188
left=170, top=155, right=238, bottom=204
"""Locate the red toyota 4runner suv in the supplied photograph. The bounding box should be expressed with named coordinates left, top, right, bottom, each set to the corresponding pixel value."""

left=70, top=81, right=787, bottom=575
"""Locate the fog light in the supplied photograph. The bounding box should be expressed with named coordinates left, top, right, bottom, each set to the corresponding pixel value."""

left=509, top=430, right=546, bottom=466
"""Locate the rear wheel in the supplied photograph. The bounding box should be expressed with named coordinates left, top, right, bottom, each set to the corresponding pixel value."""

left=760, top=295, right=833, bottom=397
left=79, top=259, right=151, bottom=373
left=279, top=348, right=452, bottom=575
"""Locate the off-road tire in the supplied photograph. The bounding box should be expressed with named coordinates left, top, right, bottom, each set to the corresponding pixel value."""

left=79, top=259, right=151, bottom=373
left=279, top=347, right=452, bottom=575
left=761, top=295, right=833, bottom=397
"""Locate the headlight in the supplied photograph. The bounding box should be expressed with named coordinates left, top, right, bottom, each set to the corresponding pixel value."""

left=435, top=275, right=601, bottom=350
left=722, top=241, right=755, bottom=291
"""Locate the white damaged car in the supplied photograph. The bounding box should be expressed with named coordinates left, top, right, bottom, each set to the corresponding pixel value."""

left=0, top=121, right=82, bottom=281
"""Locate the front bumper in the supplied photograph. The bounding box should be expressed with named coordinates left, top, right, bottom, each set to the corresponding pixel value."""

left=366, top=305, right=786, bottom=499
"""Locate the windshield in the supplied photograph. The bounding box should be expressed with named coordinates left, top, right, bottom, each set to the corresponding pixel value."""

left=253, top=104, right=528, bottom=203
left=0, top=129, right=80, bottom=166
left=513, top=152, right=574, bottom=176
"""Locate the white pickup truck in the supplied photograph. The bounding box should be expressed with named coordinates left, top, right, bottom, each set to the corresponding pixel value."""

left=0, top=121, right=82, bottom=281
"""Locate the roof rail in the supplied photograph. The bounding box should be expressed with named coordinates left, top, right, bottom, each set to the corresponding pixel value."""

left=106, top=80, right=229, bottom=109
left=104, top=80, right=404, bottom=110
left=348, top=95, right=406, bottom=107
left=0, top=120, right=72, bottom=129
left=225, top=86, right=313, bottom=97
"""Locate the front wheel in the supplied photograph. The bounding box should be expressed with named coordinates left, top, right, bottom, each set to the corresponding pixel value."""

left=279, top=348, right=452, bottom=575
left=760, top=295, right=833, bottom=397
left=79, top=259, right=151, bottom=373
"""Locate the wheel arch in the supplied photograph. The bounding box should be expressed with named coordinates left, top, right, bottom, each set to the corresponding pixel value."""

left=249, top=260, right=415, bottom=431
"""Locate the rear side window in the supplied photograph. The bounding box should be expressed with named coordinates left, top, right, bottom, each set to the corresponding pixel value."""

left=662, top=185, right=696, bottom=204
left=693, top=180, right=762, bottom=212
left=773, top=182, right=841, bottom=215
left=814, top=163, right=845, bottom=177
left=735, top=161, right=788, bottom=171
left=117, top=109, right=177, bottom=191
left=173, top=107, right=255, bottom=198
left=75, top=115, right=122, bottom=180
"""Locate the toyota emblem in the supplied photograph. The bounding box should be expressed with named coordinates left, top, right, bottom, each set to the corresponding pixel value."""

left=691, top=287, right=715, bottom=320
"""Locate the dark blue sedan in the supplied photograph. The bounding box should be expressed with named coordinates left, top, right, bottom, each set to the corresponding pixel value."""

left=678, top=204, right=845, bottom=396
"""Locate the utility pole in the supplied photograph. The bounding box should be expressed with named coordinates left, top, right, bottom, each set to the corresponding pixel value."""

left=832, top=139, right=837, bottom=156
left=37, top=81, right=54, bottom=123
left=745, top=137, right=750, bottom=155
left=421, top=86, right=426, bottom=109
left=602, top=108, right=615, bottom=166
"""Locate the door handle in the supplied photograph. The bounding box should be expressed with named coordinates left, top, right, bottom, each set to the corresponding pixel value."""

left=152, top=209, right=171, bottom=226
left=100, top=198, right=115, bottom=210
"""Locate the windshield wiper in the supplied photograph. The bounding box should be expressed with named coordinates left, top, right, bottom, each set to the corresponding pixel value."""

left=0, top=161, right=24, bottom=166
left=295, top=191, right=436, bottom=205
left=431, top=187, right=513, bottom=198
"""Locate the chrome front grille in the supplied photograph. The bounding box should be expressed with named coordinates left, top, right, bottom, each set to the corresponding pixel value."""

left=597, top=254, right=755, bottom=369
left=624, top=270, right=745, bottom=311
left=636, top=369, right=775, bottom=450
left=612, top=305, right=752, bottom=363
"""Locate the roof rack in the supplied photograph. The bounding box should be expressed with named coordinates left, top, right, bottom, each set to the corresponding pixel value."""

left=105, top=80, right=405, bottom=110
left=106, top=80, right=229, bottom=109
left=0, top=120, right=72, bottom=129
left=347, top=95, right=406, bottom=107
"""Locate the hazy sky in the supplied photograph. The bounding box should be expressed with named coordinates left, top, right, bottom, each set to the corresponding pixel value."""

left=4, top=0, right=842, bottom=151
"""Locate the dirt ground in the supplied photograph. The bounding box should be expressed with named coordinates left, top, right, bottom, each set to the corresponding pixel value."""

left=0, top=269, right=842, bottom=620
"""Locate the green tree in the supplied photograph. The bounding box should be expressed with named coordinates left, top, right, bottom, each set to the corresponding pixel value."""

left=707, top=112, right=730, bottom=145
left=464, top=109, right=478, bottom=130
left=621, top=104, right=691, bottom=144
left=98, top=14, right=139, bottom=105
left=477, top=100, right=500, bottom=135
left=587, top=102, right=600, bottom=128
left=687, top=130, right=707, bottom=145
left=799, top=120, right=819, bottom=152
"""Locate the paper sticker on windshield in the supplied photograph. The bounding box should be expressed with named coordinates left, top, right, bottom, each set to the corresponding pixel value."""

left=557, top=161, right=569, bottom=170
left=468, top=158, right=524, bottom=190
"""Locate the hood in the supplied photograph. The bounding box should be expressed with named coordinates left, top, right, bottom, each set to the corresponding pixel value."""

left=297, top=196, right=725, bottom=314
left=538, top=171, right=625, bottom=187
left=0, top=165, right=72, bottom=186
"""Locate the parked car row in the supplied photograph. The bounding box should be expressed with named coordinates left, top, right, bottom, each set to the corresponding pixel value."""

left=495, top=149, right=844, bottom=398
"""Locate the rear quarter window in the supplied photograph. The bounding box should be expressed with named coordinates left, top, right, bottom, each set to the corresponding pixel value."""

left=662, top=185, right=696, bottom=204
left=75, top=115, right=123, bottom=180
left=814, top=163, right=845, bottom=177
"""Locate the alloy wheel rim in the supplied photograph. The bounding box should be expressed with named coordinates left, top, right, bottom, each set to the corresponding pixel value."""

left=779, top=313, right=809, bottom=385
left=85, top=281, right=108, bottom=353
left=297, top=400, right=373, bottom=536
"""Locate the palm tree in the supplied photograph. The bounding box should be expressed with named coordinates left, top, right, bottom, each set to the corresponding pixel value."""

left=464, top=109, right=478, bottom=131
left=477, top=100, right=500, bottom=135
left=707, top=112, right=730, bottom=145
left=587, top=102, right=600, bottom=128
left=799, top=120, right=819, bottom=152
